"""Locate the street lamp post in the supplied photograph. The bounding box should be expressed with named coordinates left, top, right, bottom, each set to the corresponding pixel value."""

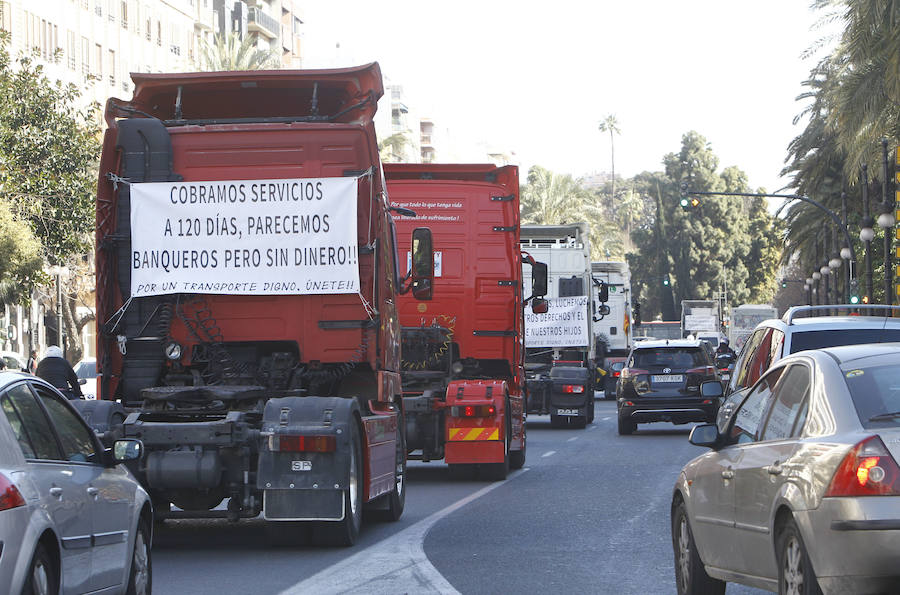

left=860, top=164, right=875, bottom=302
left=880, top=139, right=894, bottom=306
left=47, top=265, right=68, bottom=357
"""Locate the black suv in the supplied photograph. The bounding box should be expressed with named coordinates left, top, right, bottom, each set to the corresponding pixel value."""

left=616, top=339, right=719, bottom=435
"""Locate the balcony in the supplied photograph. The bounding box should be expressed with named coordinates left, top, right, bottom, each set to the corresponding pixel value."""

left=420, top=135, right=433, bottom=148
left=248, top=7, right=278, bottom=39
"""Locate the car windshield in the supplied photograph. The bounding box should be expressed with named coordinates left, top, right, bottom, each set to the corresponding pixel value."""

left=843, top=364, right=900, bottom=428
left=75, top=360, right=96, bottom=379
left=2, top=356, right=20, bottom=370
left=610, top=362, right=625, bottom=371
left=789, top=328, right=900, bottom=354
left=631, top=348, right=704, bottom=370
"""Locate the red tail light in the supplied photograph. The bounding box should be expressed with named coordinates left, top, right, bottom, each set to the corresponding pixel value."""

left=825, top=435, right=900, bottom=497
left=270, top=435, right=337, bottom=453
left=612, top=371, right=620, bottom=378
left=562, top=385, right=585, bottom=394
left=450, top=405, right=496, bottom=418
left=0, top=473, right=25, bottom=511
left=687, top=366, right=716, bottom=376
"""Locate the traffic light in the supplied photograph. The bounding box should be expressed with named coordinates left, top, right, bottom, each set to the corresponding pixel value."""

left=680, top=196, right=700, bottom=210
left=633, top=301, right=641, bottom=326
left=862, top=295, right=870, bottom=304
left=849, top=279, right=860, bottom=305
left=780, top=279, right=788, bottom=288
left=662, top=277, right=670, bottom=286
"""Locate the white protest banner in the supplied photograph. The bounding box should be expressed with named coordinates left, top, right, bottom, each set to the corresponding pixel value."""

left=129, top=177, right=359, bottom=297
left=524, top=296, right=590, bottom=348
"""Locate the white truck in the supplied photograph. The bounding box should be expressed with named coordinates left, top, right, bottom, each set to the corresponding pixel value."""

left=681, top=300, right=722, bottom=345
left=728, top=304, right=778, bottom=352
left=521, top=223, right=596, bottom=427
left=591, top=261, right=632, bottom=358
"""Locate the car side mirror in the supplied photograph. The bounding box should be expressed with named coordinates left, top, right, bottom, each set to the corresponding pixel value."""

left=410, top=227, right=434, bottom=300
left=700, top=380, right=724, bottom=399
left=531, top=298, right=549, bottom=314
left=688, top=424, right=720, bottom=448
left=113, top=439, right=143, bottom=463
left=78, top=378, right=87, bottom=385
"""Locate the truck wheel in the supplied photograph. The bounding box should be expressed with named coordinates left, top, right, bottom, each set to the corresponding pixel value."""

left=509, top=422, right=526, bottom=470
left=483, top=431, right=509, bottom=481
left=70, top=400, right=126, bottom=434
left=617, top=415, right=635, bottom=435
left=313, top=421, right=363, bottom=546
left=366, top=418, right=406, bottom=522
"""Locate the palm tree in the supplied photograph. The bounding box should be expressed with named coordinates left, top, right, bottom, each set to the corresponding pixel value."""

left=520, top=165, right=591, bottom=225
left=598, top=114, right=621, bottom=200
left=198, top=32, right=280, bottom=71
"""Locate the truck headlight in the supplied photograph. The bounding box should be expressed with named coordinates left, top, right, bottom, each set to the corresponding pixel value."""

left=165, top=341, right=183, bottom=361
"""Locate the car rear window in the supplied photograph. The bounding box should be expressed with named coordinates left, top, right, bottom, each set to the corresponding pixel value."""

left=842, top=364, right=900, bottom=428
left=631, top=348, right=705, bottom=369
left=789, top=328, right=900, bottom=354
left=550, top=367, right=589, bottom=380
left=75, top=361, right=96, bottom=379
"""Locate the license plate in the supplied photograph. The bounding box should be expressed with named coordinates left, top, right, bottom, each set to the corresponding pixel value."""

left=651, top=374, right=683, bottom=383
left=556, top=408, right=580, bottom=416
left=721, top=373, right=731, bottom=381
left=291, top=460, right=312, bottom=472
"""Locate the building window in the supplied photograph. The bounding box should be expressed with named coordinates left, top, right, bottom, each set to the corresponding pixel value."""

left=94, top=0, right=102, bottom=17
left=81, top=0, right=88, bottom=9
left=120, top=1, right=127, bottom=28
left=67, top=31, right=75, bottom=70
left=0, top=2, right=11, bottom=32
left=81, top=36, right=89, bottom=78
left=145, top=16, right=150, bottom=41
left=108, top=49, right=115, bottom=86
left=94, top=43, right=102, bottom=77
left=156, top=20, right=161, bottom=47
left=108, top=0, right=115, bottom=22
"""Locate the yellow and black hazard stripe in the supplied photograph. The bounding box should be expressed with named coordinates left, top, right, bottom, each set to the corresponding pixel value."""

left=448, top=427, right=500, bottom=441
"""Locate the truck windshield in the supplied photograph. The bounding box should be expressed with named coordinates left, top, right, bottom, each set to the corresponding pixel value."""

left=789, top=329, right=900, bottom=354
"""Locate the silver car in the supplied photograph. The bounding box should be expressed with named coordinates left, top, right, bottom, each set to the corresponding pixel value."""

left=0, top=372, right=151, bottom=594
left=671, top=343, right=900, bottom=594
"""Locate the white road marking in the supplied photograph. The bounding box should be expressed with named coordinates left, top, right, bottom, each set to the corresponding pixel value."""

left=280, top=469, right=528, bottom=595
left=542, top=450, right=556, bottom=458
left=566, top=436, right=578, bottom=442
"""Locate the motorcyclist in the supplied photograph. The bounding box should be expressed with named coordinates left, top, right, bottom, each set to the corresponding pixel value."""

left=715, top=337, right=736, bottom=359
left=35, top=345, right=83, bottom=400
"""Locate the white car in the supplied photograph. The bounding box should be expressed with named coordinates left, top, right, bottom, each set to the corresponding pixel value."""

left=0, top=372, right=151, bottom=594
left=73, top=358, right=98, bottom=400
left=0, top=352, right=26, bottom=373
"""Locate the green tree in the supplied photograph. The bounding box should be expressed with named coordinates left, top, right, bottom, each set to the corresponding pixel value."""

left=598, top=114, right=621, bottom=200
left=378, top=133, right=410, bottom=163
left=0, top=33, right=101, bottom=360
left=520, top=165, right=591, bottom=225
left=199, top=32, right=280, bottom=71
left=0, top=199, right=43, bottom=300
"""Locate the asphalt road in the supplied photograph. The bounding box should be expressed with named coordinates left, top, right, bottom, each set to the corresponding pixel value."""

left=151, top=398, right=767, bottom=594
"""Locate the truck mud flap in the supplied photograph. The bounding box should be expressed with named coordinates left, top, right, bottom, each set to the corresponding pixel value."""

left=263, top=489, right=344, bottom=521
left=258, top=396, right=359, bottom=520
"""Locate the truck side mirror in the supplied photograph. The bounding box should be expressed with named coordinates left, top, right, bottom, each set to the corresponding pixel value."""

left=531, top=262, right=548, bottom=297
left=411, top=227, right=433, bottom=300
left=598, top=280, right=609, bottom=303
left=531, top=298, right=549, bottom=314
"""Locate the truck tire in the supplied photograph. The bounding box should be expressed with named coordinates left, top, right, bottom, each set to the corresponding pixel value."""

left=71, top=400, right=127, bottom=434
left=366, top=417, right=406, bottom=522
left=312, top=420, right=363, bottom=546
left=509, top=421, right=526, bottom=470
left=483, top=431, right=509, bottom=481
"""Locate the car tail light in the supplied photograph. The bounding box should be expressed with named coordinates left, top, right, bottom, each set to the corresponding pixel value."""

left=687, top=366, right=716, bottom=376
left=450, top=405, right=496, bottom=418
left=612, top=371, right=620, bottom=378
left=270, top=435, right=337, bottom=453
left=562, top=385, right=585, bottom=394
left=824, top=435, right=900, bottom=497
left=0, top=473, right=25, bottom=511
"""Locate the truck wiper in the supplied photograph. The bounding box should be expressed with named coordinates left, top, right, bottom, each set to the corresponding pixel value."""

left=868, top=411, right=900, bottom=422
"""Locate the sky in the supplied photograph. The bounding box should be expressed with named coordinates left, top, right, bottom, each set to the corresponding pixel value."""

left=301, top=1, right=839, bottom=201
